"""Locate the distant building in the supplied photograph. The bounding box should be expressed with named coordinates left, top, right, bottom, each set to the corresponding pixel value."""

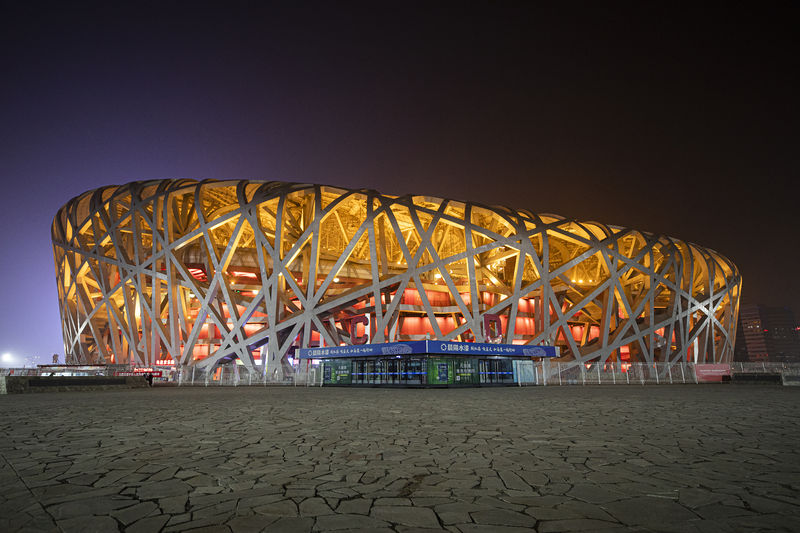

left=735, top=304, right=800, bottom=362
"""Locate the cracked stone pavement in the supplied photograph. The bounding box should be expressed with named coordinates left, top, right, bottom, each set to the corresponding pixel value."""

left=1, top=385, right=799, bottom=532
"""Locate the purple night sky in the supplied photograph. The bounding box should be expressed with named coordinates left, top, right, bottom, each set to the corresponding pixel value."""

left=0, top=3, right=796, bottom=364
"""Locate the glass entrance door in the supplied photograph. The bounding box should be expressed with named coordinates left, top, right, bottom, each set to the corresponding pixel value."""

left=479, top=359, right=514, bottom=384
left=351, top=360, right=365, bottom=384
left=401, top=359, right=425, bottom=385
left=384, top=359, right=400, bottom=385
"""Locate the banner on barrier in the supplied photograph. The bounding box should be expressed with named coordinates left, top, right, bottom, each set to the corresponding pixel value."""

left=694, top=364, right=731, bottom=382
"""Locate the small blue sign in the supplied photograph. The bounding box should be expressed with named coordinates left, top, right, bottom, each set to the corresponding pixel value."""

left=298, top=340, right=558, bottom=359
left=428, top=340, right=558, bottom=358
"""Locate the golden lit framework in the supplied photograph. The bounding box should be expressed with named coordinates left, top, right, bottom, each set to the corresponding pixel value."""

left=52, top=179, right=741, bottom=378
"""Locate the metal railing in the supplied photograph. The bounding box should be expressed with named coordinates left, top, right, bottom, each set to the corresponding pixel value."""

left=0, top=364, right=131, bottom=377
left=730, top=362, right=800, bottom=375
left=0, top=364, right=323, bottom=386
left=5, top=361, right=799, bottom=386
left=535, top=361, right=698, bottom=386
left=533, top=361, right=800, bottom=386
left=175, top=363, right=324, bottom=386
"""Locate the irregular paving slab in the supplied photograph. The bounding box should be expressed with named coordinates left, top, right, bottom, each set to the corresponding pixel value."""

left=227, top=515, right=281, bottom=532
left=470, top=508, right=537, bottom=527
left=56, top=515, right=120, bottom=533
left=264, top=516, right=314, bottom=532
left=137, top=479, right=193, bottom=500
left=48, top=495, right=137, bottom=520
left=0, top=386, right=799, bottom=532
left=299, top=497, right=336, bottom=516
left=538, top=518, right=625, bottom=532
left=109, top=501, right=159, bottom=525
left=602, top=495, right=698, bottom=528
left=127, top=514, right=171, bottom=533
left=456, top=525, right=540, bottom=533
left=314, top=513, right=392, bottom=530
left=336, top=498, right=373, bottom=515
left=370, top=505, right=440, bottom=527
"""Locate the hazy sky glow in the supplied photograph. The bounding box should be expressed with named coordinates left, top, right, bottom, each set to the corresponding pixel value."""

left=1, top=3, right=796, bottom=364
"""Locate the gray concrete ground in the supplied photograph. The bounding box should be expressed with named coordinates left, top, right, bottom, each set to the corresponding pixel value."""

left=1, top=385, right=799, bottom=533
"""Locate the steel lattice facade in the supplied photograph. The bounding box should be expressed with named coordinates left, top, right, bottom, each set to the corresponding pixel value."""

left=52, top=179, right=741, bottom=379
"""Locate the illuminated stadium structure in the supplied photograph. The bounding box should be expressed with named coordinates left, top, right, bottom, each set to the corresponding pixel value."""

left=53, top=179, right=741, bottom=379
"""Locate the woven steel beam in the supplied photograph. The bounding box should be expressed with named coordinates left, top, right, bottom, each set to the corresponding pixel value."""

left=52, top=179, right=742, bottom=377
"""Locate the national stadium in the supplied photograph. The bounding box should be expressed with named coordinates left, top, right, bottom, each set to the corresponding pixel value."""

left=52, top=179, right=741, bottom=383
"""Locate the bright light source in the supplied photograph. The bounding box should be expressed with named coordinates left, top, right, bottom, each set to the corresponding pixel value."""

left=434, top=273, right=442, bottom=279
left=1, top=353, right=14, bottom=364
left=333, top=277, right=340, bottom=282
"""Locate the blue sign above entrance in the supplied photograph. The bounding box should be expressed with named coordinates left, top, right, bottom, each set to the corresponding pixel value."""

left=297, top=340, right=558, bottom=360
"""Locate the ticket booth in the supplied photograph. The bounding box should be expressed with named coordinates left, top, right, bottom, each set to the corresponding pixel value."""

left=298, top=341, right=558, bottom=387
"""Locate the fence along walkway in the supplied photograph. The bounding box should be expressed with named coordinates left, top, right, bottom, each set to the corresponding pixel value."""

left=172, top=361, right=672, bottom=387
left=5, top=362, right=797, bottom=387
left=171, top=361, right=800, bottom=386
left=537, top=361, right=697, bottom=386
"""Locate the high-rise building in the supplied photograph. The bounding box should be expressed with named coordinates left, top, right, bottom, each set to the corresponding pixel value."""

left=735, top=304, right=800, bottom=362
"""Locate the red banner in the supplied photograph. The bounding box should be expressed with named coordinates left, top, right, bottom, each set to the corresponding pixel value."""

left=694, top=364, right=731, bottom=382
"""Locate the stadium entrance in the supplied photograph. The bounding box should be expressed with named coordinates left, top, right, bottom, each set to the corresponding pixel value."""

left=297, top=340, right=558, bottom=387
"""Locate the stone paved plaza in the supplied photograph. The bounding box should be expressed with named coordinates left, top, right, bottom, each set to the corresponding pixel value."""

left=1, top=385, right=799, bottom=533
